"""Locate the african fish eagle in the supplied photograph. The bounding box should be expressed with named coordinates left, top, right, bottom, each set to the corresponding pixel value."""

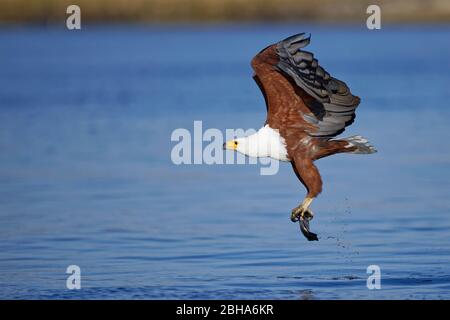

left=223, top=33, right=376, bottom=241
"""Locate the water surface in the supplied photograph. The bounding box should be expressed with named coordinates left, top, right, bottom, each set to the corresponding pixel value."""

left=0, top=25, right=450, bottom=299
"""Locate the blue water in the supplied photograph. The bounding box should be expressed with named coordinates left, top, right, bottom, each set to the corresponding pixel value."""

left=1, top=25, right=450, bottom=299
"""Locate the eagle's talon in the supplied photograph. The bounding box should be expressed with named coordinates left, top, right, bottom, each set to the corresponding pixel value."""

left=304, top=209, right=314, bottom=221
left=290, top=206, right=302, bottom=222
left=291, top=206, right=313, bottom=223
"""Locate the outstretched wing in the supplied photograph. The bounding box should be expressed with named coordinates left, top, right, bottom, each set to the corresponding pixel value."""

left=252, top=33, right=360, bottom=138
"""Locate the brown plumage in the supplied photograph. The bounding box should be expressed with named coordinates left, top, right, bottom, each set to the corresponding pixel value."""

left=250, top=33, right=376, bottom=240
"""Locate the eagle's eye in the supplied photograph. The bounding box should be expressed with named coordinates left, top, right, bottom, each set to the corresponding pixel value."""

left=234, top=141, right=238, bottom=146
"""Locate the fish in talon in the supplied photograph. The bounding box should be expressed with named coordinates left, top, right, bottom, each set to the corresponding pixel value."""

left=299, top=217, right=319, bottom=241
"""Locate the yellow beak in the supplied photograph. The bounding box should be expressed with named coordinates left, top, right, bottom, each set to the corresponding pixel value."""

left=223, top=140, right=237, bottom=150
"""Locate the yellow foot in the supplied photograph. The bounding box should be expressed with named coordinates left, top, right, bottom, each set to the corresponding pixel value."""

left=290, top=198, right=318, bottom=241
left=290, top=197, right=314, bottom=222
left=290, top=206, right=314, bottom=222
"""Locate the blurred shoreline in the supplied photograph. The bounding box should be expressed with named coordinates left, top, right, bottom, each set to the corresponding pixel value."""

left=1, top=0, right=450, bottom=25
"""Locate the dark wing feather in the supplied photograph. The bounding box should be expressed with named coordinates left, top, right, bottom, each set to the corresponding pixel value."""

left=275, top=33, right=360, bottom=138
left=251, top=42, right=314, bottom=132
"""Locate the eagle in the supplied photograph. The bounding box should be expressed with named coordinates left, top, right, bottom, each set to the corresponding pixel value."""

left=223, top=33, right=376, bottom=241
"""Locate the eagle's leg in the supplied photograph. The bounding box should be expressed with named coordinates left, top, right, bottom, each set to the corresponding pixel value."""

left=290, top=159, right=322, bottom=241
left=290, top=197, right=314, bottom=222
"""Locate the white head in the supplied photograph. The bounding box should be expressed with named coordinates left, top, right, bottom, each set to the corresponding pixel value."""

left=223, top=125, right=289, bottom=161
left=223, top=134, right=260, bottom=158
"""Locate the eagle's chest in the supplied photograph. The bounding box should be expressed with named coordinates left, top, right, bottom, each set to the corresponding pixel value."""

left=259, top=126, right=290, bottom=162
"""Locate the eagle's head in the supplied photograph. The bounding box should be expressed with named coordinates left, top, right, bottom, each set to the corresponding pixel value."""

left=223, top=126, right=289, bottom=161
left=223, top=137, right=253, bottom=156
